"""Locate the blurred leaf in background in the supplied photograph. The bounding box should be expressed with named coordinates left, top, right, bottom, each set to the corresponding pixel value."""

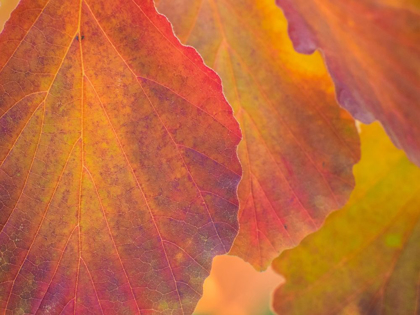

left=0, top=0, right=19, bottom=32
left=276, top=0, right=420, bottom=166
left=272, top=122, right=420, bottom=315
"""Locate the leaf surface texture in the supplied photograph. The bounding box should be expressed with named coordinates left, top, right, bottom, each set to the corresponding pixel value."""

left=0, top=0, right=241, bottom=313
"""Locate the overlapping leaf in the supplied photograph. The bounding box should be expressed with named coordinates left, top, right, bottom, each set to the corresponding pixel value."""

left=272, top=123, right=420, bottom=315
left=0, top=0, right=241, bottom=313
left=156, top=0, right=360, bottom=270
left=276, top=0, right=420, bottom=166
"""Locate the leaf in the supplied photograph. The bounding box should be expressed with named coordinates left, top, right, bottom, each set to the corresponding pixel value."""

left=156, top=0, right=360, bottom=270
left=272, top=122, right=420, bottom=315
left=276, top=0, right=420, bottom=166
left=0, top=0, right=241, bottom=313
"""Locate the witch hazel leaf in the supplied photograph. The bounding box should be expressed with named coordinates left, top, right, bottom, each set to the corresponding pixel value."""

left=276, top=0, right=420, bottom=166
left=0, top=0, right=241, bottom=313
left=272, top=123, right=420, bottom=315
left=156, top=0, right=360, bottom=270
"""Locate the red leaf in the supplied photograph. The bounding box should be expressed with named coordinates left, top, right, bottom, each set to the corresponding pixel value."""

left=276, top=0, right=420, bottom=165
left=0, top=0, right=241, bottom=313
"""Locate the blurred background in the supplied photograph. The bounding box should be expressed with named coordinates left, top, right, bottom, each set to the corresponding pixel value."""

left=0, top=1, right=283, bottom=314
left=194, top=256, right=282, bottom=315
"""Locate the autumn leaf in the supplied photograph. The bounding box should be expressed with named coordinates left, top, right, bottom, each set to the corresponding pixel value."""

left=272, top=122, right=420, bottom=315
left=156, top=0, right=360, bottom=270
left=0, top=0, right=241, bottom=313
left=276, top=0, right=420, bottom=166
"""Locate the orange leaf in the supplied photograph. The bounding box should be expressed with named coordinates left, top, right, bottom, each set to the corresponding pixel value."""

left=156, top=0, right=360, bottom=270
left=276, top=0, right=420, bottom=166
left=0, top=0, right=241, bottom=313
